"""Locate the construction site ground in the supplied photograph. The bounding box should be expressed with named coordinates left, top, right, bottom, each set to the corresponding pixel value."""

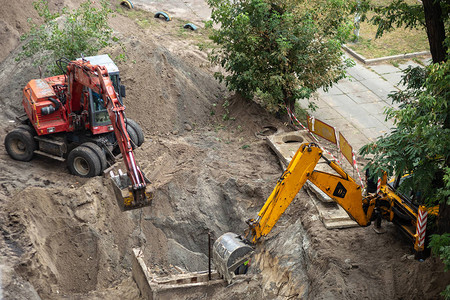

left=0, top=1, right=448, bottom=299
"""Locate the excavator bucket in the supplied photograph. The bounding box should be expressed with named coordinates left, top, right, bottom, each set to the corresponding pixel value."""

left=213, top=232, right=254, bottom=283
left=110, top=169, right=153, bottom=211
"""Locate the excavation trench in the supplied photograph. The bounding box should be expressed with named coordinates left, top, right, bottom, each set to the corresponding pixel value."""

left=3, top=127, right=310, bottom=299
left=1, top=2, right=448, bottom=298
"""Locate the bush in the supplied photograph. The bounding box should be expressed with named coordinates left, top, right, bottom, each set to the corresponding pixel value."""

left=17, top=0, right=122, bottom=73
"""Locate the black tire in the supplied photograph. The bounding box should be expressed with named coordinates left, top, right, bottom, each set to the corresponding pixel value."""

left=82, top=142, right=108, bottom=173
left=365, top=169, right=377, bottom=193
left=4, top=129, right=36, bottom=161
left=67, top=146, right=101, bottom=177
left=126, top=118, right=144, bottom=147
left=126, top=125, right=139, bottom=150
left=17, top=124, right=36, bottom=136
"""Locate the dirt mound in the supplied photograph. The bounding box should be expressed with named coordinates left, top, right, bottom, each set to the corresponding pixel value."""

left=0, top=1, right=448, bottom=300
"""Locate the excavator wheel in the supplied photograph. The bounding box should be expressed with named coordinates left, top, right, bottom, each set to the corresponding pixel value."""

left=4, top=129, right=36, bottom=161
left=67, top=146, right=101, bottom=177
left=126, top=124, right=139, bottom=150
left=81, top=142, right=108, bottom=173
left=17, top=124, right=36, bottom=136
left=126, top=118, right=144, bottom=147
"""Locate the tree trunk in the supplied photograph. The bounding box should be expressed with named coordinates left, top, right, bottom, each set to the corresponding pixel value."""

left=441, top=111, right=450, bottom=234
left=438, top=204, right=450, bottom=235
left=287, top=99, right=295, bottom=117
left=422, top=0, right=449, bottom=234
left=422, top=0, right=447, bottom=63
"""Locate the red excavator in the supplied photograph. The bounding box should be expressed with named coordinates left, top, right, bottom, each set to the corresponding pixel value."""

left=4, top=55, right=152, bottom=211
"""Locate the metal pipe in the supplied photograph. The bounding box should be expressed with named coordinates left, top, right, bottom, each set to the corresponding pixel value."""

left=208, top=231, right=212, bottom=281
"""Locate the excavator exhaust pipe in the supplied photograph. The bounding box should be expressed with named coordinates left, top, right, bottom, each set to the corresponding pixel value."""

left=213, top=232, right=254, bottom=284
left=110, top=169, right=153, bottom=211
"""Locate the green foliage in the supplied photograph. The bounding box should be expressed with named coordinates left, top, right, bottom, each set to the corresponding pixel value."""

left=360, top=57, right=450, bottom=298
left=354, top=0, right=425, bottom=38
left=207, top=0, right=354, bottom=113
left=355, top=1, right=449, bottom=296
left=430, top=232, right=450, bottom=299
left=222, top=100, right=231, bottom=121
left=360, top=61, right=450, bottom=207
left=355, top=0, right=449, bottom=38
left=430, top=233, right=450, bottom=272
left=17, top=0, right=121, bottom=73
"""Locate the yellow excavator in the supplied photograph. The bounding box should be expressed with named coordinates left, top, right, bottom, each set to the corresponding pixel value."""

left=213, top=143, right=438, bottom=283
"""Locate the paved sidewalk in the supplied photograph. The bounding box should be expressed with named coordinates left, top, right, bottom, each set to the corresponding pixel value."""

left=299, top=56, right=428, bottom=151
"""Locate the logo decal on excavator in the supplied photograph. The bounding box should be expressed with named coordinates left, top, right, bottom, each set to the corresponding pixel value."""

left=333, top=182, right=347, bottom=198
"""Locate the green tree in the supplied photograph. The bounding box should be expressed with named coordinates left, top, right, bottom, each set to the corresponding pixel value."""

left=360, top=62, right=449, bottom=207
left=206, top=0, right=354, bottom=114
left=359, top=0, right=449, bottom=297
left=18, top=0, right=120, bottom=73
left=357, top=0, right=448, bottom=63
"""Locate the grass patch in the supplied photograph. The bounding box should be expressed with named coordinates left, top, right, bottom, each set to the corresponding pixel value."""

left=116, top=5, right=159, bottom=29
left=348, top=1, right=429, bottom=59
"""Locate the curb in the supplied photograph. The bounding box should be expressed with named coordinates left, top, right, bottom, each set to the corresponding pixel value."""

left=342, top=44, right=430, bottom=65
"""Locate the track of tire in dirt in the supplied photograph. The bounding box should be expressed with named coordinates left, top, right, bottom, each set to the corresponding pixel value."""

left=0, top=1, right=449, bottom=299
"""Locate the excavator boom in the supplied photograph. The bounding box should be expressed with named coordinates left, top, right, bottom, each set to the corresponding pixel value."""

left=247, top=143, right=322, bottom=242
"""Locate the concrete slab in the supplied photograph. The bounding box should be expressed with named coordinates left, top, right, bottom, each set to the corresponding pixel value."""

left=348, top=90, right=381, bottom=104
left=319, top=93, right=356, bottom=108
left=359, top=78, right=398, bottom=101
left=307, top=106, right=342, bottom=122
left=132, top=248, right=226, bottom=300
left=266, top=131, right=312, bottom=166
left=360, top=127, right=390, bottom=141
left=369, top=63, right=400, bottom=75
left=337, top=127, right=368, bottom=150
left=336, top=79, right=370, bottom=95
left=353, top=113, right=388, bottom=131
left=331, top=102, right=370, bottom=125
left=372, top=113, right=395, bottom=129
left=318, top=84, right=345, bottom=96
left=346, top=63, right=380, bottom=81
left=307, top=193, right=358, bottom=229
left=397, top=60, right=423, bottom=71
left=266, top=132, right=359, bottom=229
left=382, top=72, right=405, bottom=88
left=360, top=101, right=389, bottom=116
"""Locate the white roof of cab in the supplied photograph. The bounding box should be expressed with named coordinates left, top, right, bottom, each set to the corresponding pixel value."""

left=77, top=54, right=119, bottom=74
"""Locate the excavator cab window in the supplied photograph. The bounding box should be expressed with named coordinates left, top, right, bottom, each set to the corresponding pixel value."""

left=109, top=73, right=125, bottom=105
left=388, top=175, right=421, bottom=206
left=89, top=90, right=110, bottom=126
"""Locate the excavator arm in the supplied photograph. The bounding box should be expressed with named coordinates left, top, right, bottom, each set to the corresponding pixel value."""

left=68, top=60, right=152, bottom=210
left=247, top=143, right=322, bottom=242
left=308, top=156, right=371, bottom=226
